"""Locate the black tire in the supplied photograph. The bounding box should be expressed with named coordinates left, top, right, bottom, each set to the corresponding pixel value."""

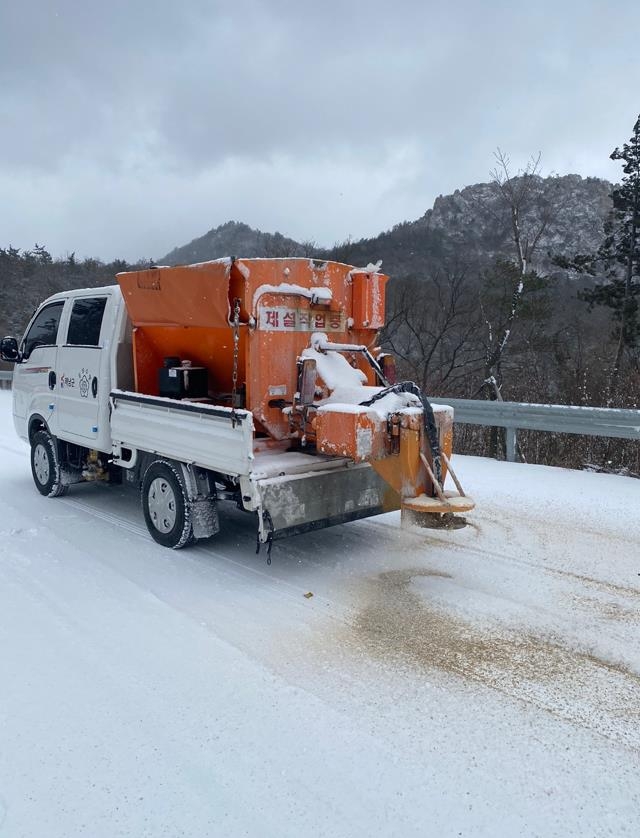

left=30, top=430, right=68, bottom=498
left=141, top=460, right=194, bottom=549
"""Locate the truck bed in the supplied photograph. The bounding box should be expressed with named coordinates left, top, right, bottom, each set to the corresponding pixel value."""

left=109, top=390, right=254, bottom=475
left=109, top=389, right=398, bottom=541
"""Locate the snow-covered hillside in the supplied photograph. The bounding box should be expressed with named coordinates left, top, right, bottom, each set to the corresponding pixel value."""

left=0, top=389, right=638, bottom=837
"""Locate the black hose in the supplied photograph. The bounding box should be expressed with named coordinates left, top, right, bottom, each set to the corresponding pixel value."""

left=359, top=382, right=443, bottom=486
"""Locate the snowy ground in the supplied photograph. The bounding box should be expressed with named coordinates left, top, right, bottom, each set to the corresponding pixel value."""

left=0, top=389, right=639, bottom=838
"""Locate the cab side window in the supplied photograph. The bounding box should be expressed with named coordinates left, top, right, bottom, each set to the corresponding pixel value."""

left=66, top=297, right=107, bottom=346
left=22, top=301, right=65, bottom=359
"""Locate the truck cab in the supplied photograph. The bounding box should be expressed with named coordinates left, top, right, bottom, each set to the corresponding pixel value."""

left=9, top=286, right=132, bottom=453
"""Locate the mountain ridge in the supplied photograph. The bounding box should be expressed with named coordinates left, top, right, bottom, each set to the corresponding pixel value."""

left=160, top=174, right=613, bottom=280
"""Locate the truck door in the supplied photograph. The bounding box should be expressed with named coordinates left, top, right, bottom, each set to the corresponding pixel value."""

left=13, top=299, right=66, bottom=437
left=56, top=294, right=111, bottom=447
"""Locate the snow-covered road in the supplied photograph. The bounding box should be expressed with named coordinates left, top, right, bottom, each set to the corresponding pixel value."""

left=0, top=389, right=639, bottom=837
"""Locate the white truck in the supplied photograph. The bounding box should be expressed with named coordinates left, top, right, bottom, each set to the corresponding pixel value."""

left=0, top=258, right=471, bottom=553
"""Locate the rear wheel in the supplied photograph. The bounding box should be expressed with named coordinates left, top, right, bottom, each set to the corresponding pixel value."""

left=30, top=430, right=68, bottom=498
left=141, top=460, right=194, bottom=549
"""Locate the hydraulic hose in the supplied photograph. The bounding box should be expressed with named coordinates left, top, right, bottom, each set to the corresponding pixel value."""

left=359, top=382, right=443, bottom=486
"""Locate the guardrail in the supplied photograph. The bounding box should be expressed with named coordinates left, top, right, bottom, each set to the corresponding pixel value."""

left=0, top=371, right=638, bottom=461
left=438, top=397, right=640, bottom=461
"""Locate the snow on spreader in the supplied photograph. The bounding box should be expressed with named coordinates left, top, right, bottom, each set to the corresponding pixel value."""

left=2, top=257, right=473, bottom=551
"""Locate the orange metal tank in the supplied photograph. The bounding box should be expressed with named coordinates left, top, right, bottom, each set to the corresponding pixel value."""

left=117, top=258, right=387, bottom=439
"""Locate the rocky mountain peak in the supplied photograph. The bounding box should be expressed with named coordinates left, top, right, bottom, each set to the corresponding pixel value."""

left=420, top=174, right=612, bottom=274
left=161, top=221, right=311, bottom=266
left=158, top=175, right=614, bottom=282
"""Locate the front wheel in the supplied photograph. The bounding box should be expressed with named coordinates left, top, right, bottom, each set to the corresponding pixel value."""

left=30, top=430, right=68, bottom=498
left=141, top=460, right=194, bottom=549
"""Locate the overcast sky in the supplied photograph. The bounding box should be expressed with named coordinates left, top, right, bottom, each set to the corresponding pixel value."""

left=1, top=0, right=639, bottom=262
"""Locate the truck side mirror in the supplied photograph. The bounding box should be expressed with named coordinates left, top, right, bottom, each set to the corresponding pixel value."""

left=0, top=336, right=21, bottom=363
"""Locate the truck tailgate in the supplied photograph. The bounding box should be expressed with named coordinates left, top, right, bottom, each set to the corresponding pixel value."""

left=255, top=462, right=400, bottom=540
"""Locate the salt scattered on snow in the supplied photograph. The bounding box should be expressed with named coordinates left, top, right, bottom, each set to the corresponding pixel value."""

left=0, top=391, right=638, bottom=837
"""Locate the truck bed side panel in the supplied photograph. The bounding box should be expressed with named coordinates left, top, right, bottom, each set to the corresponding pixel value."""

left=110, top=390, right=254, bottom=475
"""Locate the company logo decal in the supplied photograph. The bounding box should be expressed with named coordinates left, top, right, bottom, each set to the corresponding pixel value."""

left=78, top=368, right=91, bottom=398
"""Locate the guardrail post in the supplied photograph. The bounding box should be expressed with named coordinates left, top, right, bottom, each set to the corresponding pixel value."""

left=505, top=427, right=517, bottom=462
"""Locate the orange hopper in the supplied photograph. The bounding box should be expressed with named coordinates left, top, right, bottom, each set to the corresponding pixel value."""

left=117, top=257, right=474, bottom=532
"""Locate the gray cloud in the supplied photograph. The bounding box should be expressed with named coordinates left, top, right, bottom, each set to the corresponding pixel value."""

left=1, top=0, right=638, bottom=260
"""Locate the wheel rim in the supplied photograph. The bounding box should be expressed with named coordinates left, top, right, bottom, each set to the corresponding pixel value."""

left=148, top=477, right=177, bottom=533
left=33, top=443, right=50, bottom=485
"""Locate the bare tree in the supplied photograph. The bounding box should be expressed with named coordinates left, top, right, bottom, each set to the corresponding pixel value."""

left=382, top=267, right=484, bottom=394
left=477, top=150, right=561, bottom=400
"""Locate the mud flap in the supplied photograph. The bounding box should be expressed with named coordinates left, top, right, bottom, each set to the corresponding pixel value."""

left=255, top=462, right=399, bottom=542
left=191, top=497, right=220, bottom=539
left=179, top=463, right=220, bottom=540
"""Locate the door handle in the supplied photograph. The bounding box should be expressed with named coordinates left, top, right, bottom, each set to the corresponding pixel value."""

left=48, top=370, right=56, bottom=390
left=91, top=376, right=98, bottom=398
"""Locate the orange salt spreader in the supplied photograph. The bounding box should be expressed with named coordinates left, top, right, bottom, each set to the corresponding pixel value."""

left=116, top=257, right=474, bottom=542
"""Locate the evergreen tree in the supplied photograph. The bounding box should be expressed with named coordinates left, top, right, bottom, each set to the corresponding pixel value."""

left=570, top=115, right=640, bottom=403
